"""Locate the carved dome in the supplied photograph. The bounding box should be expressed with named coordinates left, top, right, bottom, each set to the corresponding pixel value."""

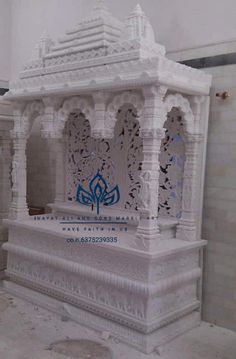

left=6, top=1, right=211, bottom=99
left=126, top=4, right=155, bottom=42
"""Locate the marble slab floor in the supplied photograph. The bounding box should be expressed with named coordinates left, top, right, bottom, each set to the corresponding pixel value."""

left=0, top=287, right=235, bottom=359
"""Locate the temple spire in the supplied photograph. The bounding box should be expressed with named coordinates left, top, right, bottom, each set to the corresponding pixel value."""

left=126, top=3, right=155, bottom=42
left=132, top=4, right=144, bottom=15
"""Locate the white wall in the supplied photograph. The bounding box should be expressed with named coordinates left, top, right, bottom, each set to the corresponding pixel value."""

left=202, top=64, right=236, bottom=332
left=10, top=0, right=236, bottom=80
left=0, top=0, right=11, bottom=85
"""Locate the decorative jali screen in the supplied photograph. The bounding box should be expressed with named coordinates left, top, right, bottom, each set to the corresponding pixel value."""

left=66, top=105, right=143, bottom=210
left=66, top=106, right=185, bottom=218
left=158, top=108, right=185, bottom=218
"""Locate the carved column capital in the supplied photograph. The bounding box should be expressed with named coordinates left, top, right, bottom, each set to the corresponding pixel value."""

left=141, top=86, right=168, bottom=132
left=42, top=96, right=62, bottom=108
left=10, top=130, right=28, bottom=140
left=142, top=85, right=167, bottom=100
left=12, top=101, right=27, bottom=116
left=92, top=91, right=109, bottom=103
left=191, top=95, right=206, bottom=106
left=185, top=132, right=204, bottom=144
left=140, top=128, right=166, bottom=140
left=188, top=95, right=207, bottom=135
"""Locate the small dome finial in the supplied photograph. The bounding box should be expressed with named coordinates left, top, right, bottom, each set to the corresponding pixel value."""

left=133, top=4, right=144, bottom=15
left=126, top=4, right=155, bottom=42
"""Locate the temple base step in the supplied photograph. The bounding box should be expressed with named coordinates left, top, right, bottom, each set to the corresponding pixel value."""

left=3, top=280, right=201, bottom=354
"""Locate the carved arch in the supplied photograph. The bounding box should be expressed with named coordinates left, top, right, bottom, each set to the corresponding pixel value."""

left=106, top=92, right=144, bottom=135
left=13, top=100, right=45, bottom=138
left=57, top=96, right=94, bottom=135
left=23, top=101, right=45, bottom=119
left=164, top=94, right=195, bottom=135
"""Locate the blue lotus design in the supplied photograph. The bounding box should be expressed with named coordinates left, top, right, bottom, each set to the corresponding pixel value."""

left=76, top=171, right=120, bottom=215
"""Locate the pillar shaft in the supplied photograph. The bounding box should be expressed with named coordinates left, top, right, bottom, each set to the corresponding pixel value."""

left=176, top=134, right=203, bottom=241
left=0, top=132, right=11, bottom=219
left=136, top=86, right=167, bottom=243
left=136, top=129, right=166, bottom=241
left=54, top=137, right=66, bottom=203
left=9, top=133, right=29, bottom=220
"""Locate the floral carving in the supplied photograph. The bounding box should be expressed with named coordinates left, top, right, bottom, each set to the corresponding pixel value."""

left=158, top=107, right=185, bottom=218
left=66, top=106, right=143, bottom=210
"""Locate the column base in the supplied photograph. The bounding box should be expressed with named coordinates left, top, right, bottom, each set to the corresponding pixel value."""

left=135, top=227, right=161, bottom=251
left=8, top=207, right=29, bottom=221
left=134, top=236, right=162, bottom=251
left=176, top=220, right=197, bottom=241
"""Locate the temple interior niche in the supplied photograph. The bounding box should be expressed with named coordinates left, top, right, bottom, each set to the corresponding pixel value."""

left=158, top=107, right=185, bottom=219
left=24, top=104, right=186, bottom=220
left=65, top=104, right=143, bottom=210
left=26, top=117, right=55, bottom=211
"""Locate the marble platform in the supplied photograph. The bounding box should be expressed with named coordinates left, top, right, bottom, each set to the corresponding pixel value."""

left=3, top=208, right=205, bottom=354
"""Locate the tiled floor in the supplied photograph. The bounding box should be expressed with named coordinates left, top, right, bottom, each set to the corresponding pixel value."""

left=0, top=289, right=235, bottom=359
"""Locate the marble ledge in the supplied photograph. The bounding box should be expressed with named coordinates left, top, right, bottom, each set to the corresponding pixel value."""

left=3, top=218, right=207, bottom=259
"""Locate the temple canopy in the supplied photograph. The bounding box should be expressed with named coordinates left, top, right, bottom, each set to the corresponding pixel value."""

left=5, top=2, right=210, bottom=100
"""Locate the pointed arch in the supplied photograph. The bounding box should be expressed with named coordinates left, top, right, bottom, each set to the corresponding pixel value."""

left=57, top=96, right=94, bottom=135
left=13, top=100, right=45, bottom=138
left=164, top=94, right=195, bottom=135
left=106, top=91, right=144, bottom=136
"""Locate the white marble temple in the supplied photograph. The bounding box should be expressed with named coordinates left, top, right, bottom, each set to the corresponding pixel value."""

left=2, top=1, right=212, bottom=354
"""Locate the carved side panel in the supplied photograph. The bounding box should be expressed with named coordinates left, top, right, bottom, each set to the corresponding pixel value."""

left=66, top=112, right=115, bottom=202
left=65, top=107, right=143, bottom=209
left=113, top=106, right=143, bottom=210
left=158, top=107, right=185, bottom=218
